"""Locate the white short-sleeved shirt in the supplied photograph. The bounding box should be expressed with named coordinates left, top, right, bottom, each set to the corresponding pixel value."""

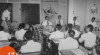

left=79, top=32, right=96, bottom=48
left=15, top=29, right=26, bottom=40
left=0, top=31, right=11, bottom=40
left=20, top=40, right=41, bottom=53
left=59, top=37, right=79, bottom=50
left=88, top=21, right=97, bottom=28
left=73, top=29, right=80, bottom=38
left=49, top=31, right=64, bottom=39
left=42, top=20, right=52, bottom=27
left=2, top=9, right=11, bottom=21
left=56, top=19, right=64, bottom=26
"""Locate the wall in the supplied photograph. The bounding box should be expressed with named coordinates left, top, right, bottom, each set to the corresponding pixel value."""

left=13, top=3, right=21, bottom=28
left=41, top=0, right=68, bottom=26
left=86, top=0, right=100, bottom=27
left=69, top=0, right=100, bottom=30
left=12, top=0, right=41, bottom=28
left=73, top=0, right=87, bottom=31
left=0, top=0, right=68, bottom=27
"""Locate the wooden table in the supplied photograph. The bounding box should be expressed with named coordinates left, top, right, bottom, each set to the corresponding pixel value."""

left=60, top=46, right=88, bottom=55
left=50, top=38, right=63, bottom=55
left=50, top=39, right=89, bottom=55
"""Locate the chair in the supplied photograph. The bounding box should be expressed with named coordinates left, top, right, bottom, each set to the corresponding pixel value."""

left=18, top=51, right=41, bottom=55
left=0, top=40, right=10, bottom=48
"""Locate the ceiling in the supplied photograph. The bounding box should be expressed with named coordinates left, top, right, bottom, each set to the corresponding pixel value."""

left=0, top=0, right=67, bottom=3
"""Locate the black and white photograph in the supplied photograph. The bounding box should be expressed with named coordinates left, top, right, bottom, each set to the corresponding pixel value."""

left=0, top=0, right=100, bottom=55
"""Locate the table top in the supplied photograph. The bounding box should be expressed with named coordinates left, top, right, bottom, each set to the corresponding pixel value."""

left=60, top=49, right=86, bottom=55
left=51, top=38, right=64, bottom=44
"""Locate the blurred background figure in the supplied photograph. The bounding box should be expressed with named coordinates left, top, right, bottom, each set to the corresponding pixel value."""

left=56, top=15, right=64, bottom=26
left=1, top=5, right=12, bottom=32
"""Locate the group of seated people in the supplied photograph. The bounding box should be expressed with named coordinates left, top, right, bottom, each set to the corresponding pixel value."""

left=45, top=23, right=97, bottom=55
left=0, top=16, right=99, bottom=55
left=0, top=23, right=41, bottom=54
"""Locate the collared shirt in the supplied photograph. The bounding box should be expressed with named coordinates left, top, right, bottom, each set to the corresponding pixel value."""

left=58, top=37, right=79, bottom=50
left=15, top=29, right=26, bottom=40
left=73, top=21, right=80, bottom=26
left=79, top=32, right=96, bottom=48
left=56, top=19, right=64, bottom=26
left=2, top=9, right=11, bottom=21
left=64, top=31, right=68, bottom=37
left=88, top=21, right=97, bottom=28
left=42, top=20, right=52, bottom=27
left=49, top=31, right=64, bottom=39
left=0, top=31, right=11, bottom=40
left=20, top=40, right=41, bottom=53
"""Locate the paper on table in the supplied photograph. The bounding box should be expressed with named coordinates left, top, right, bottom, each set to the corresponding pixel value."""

left=71, top=49, right=87, bottom=55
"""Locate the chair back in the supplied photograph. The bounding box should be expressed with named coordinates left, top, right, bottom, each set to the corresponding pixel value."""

left=0, top=40, right=10, bottom=48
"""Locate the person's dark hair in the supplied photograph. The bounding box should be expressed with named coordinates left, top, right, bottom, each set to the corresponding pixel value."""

left=73, top=16, right=77, bottom=19
left=24, top=30, right=33, bottom=40
left=67, top=23, right=73, bottom=30
left=18, top=23, right=25, bottom=29
left=65, top=26, right=68, bottom=31
left=84, top=26, right=87, bottom=33
left=0, top=26, right=4, bottom=31
left=68, top=30, right=75, bottom=37
left=56, top=24, right=62, bottom=30
left=45, top=16, right=48, bottom=19
left=58, top=15, right=61, bottom=18
left=87, top=24, right=94, bottom=32
left=92, top=17, right=95, bottom=20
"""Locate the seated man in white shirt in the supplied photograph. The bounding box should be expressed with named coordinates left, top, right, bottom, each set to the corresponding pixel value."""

left=59, top=30, right=79, bottom=50
left=0, top=26, right=11, bottom=40
left=67, top=23, right=80, bottom=38
left=42, top=16, right=52, bottom=27
left=56, top=15, right=64, bottom=26
left=15, top=23, right=26, bottom=40
left=20, top=30, right=41, bottom=53
left=49, top=24, right=64, bottom=39
left=88, top=17, right=97, bottom=28
left=79, top=25, right=96, bottom=54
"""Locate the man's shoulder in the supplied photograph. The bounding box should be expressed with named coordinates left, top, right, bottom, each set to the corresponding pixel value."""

left=1, top=31, right=9, bottom=34
left=91, top=32, right=96, bottom=36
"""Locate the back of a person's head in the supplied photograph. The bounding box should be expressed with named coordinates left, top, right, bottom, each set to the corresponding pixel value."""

left=0, top=26, right=4, bottom=31
left=67, top=23, right=73, bottom=30
left=87, top=24, right=93, bottom=32
left=24, top=30, right=33, bottom=40
left=56, top=24, right=62, bottom=30
left=18, top=23, right=25, bottom=29
left=68, top=30, right=75, bottom=38
left=92, top=17, right=95, bottom=20
left=58, top=15, right=61, bottom=18
left=45, top=16, right=48, bottom=20
left=65, top=26, right=68, bottom=31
